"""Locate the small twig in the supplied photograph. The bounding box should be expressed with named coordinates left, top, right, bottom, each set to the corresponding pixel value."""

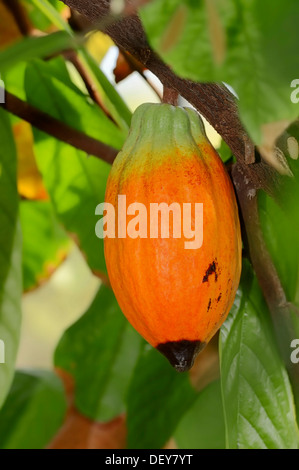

left=63, top=49, right=117, bottom=125
left=0, top=88, right=118, bottom=164
left=118, top=48, right=162, bottom=101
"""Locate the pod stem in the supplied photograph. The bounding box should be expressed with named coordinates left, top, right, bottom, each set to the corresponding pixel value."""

left=162, top=86, right=179, bottom=106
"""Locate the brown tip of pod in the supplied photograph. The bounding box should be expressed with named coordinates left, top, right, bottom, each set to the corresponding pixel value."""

left=157, top=340, right=206, bottom=372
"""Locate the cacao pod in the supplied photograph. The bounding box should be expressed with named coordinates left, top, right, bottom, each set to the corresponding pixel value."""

left=104, top=103, right=242, bottom=372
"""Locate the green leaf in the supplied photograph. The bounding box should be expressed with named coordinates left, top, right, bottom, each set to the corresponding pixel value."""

left=55, top=285, right=141, bottom=422
left=24, top=59, right=126, bottom=275
left=217, top=139, right=234, bottom=164
left=24, top=0, right=132, bottom=131
left=141, top=0, right=299, bottom=144
left=0, top=108, right=22, bottom=409
left=20, top=200, right=71, bottom=292
left=0, top=370, right=66, bottom=449
left=127, top=346, right=197, bottom=449
left=220, top=262, right=299, bottom=449
left=259, top=190, right=299, bottom=307
left=174, top=380, right=225, bottom=449
left=0, top=32, right=77, bottom=73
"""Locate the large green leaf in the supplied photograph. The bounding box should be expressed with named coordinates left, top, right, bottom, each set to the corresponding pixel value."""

left=141, top=0, right=299, bottom=144
left=55, top=285, right=142, bottom=422
left=24, top=59, right=126, bottom=276
left=126, top=346, right=197, bottom=449
left=220, top=262, right=299, bottom=449
left=20, top=200, right=70, bottom=292
left=174, top=380, right=225, bottom=449
left=0, top=109, right=22, bottom=409
left=0, top=370, right=66, bottom=449
left=24, top=0, right=132, bottom=131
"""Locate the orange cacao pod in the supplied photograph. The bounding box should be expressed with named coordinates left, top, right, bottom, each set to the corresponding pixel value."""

left=104, top=103, right=242, bottom=371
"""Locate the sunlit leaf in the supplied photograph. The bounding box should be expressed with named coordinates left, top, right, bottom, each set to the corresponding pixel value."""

left=20, top=200, right=70, bottom=292
left=86, top=31, right=114, bottom=64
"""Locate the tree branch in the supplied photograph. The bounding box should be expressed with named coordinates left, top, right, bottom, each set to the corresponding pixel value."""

left=0, top=88, right=118, bottom=164
left=61, top=0, right=256, bottom=175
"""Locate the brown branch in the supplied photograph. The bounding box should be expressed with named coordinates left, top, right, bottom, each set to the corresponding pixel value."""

left=0, top=88, right=118, bottom=164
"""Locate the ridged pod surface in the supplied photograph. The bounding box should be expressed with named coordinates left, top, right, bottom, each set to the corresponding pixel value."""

left=104, top=103, right=242, bottom=371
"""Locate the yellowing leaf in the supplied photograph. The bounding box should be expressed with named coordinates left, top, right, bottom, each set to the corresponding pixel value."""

left=86, top=31, right=114, bottom=64
left=14, top=121, right=48, bottom=200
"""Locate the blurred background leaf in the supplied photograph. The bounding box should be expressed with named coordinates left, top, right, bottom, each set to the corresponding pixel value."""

left=0, top=369, right=66, bottom=449
left=24, top=57, right=126, bottom=277
left=174, top=379, right=225, bottom=449
left=20, top=200, right=70, bottom=292
left=55, top=285, right=142, bottom=422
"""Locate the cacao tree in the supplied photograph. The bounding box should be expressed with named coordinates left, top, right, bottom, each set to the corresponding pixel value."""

left=0, top=0, right=298, bottom=450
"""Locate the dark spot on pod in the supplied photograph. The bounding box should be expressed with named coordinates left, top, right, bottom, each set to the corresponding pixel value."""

left=217, top=293, right=222, bottom=303
left=157, top=339, right=206, bottom=372
left=202, top=260, right=218, bottom=283
left=207, top=298, right=212, bottom=311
